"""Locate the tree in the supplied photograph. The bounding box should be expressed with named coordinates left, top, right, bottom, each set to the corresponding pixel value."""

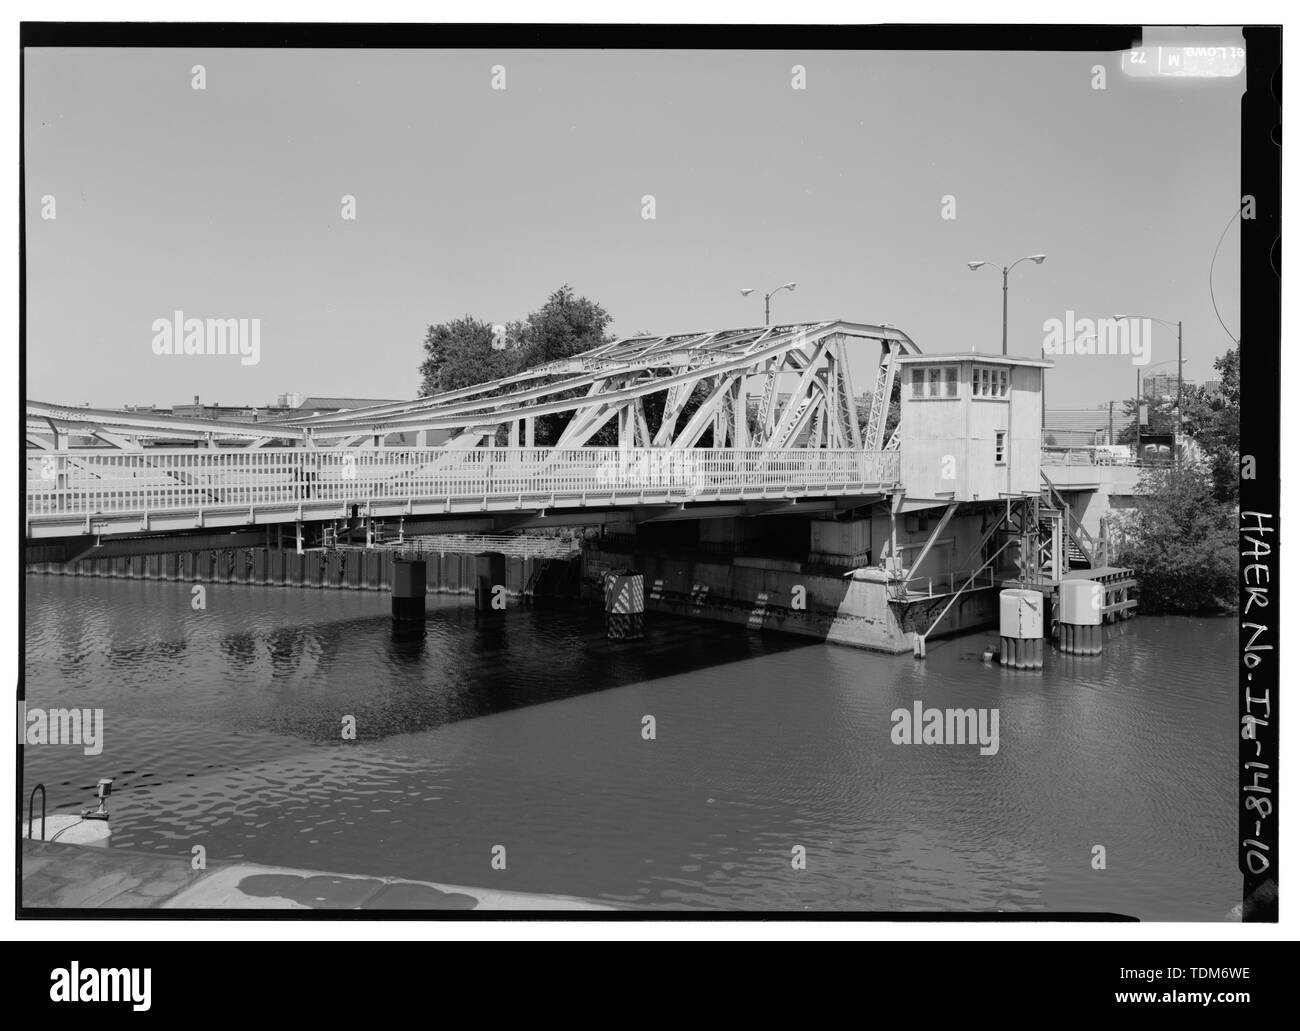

left=417, top=316, right=515, bottom=396
left=416, top=286, right=617, bottom=443
left=515, top=286, right=615, bottom=444
left=1191, top=344, right=1240, bottom=503
left=1112, top=344, right=1239, bottom=503
left=515, top=285, right=612, bottom=369
left=1112, top=460, right=1237, bottom=613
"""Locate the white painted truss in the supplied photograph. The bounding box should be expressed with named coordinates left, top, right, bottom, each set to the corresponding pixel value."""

left=26, top=320, right=919, bottom=453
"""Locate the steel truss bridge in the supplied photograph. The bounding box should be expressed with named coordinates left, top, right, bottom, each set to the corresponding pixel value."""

left=26, top=321, right=917, bottom=542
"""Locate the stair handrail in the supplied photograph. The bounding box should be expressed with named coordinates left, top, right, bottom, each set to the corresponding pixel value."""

left=27, top=783, right=46, bottom=841
left=1040, top=470, right=1098, bottom=566
left=921, top=538, right=1015, bottom=641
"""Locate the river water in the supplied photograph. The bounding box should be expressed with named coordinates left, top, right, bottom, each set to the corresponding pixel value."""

left=23, top=575, right=1238, bottom=918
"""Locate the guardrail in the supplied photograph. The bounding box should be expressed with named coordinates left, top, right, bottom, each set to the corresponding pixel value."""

left=894, top=568, right=998, bottom=600
left=26, top=446, right=902, bottom=518
left=1040, top=445, right=1175, bottom=469
left=1041, top=446, right=1132, bottom=467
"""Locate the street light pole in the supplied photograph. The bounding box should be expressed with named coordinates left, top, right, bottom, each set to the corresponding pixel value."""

left=1002, top=267, right=1009, bottom=356
left=1176, top=320, right=1183, bottom=451
left=1135, top=366, right=1142, bottom=451
left=968, top=254, right=1046, bottom=356
left=1112, top=313, right=1184, bottom=467
left=740, top=282, right=797, bottom=326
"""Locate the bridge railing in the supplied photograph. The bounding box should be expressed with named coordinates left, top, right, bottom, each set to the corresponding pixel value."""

left=1040, top=445, right=1176, bottom=469
left=1041, top=445, right=1143, bottom=467
left=26, top=447, right=901, bottom=517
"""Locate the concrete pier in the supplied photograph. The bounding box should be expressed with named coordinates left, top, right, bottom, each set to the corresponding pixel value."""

left=22, top=840, right=611, bottom=912
left=583, top=542, right=999, bottom=653
left=603, top=570, right=645, bottom=640
left=474, top=551, right=506, bottom=611
left=391, top=557, right=427, bottom=621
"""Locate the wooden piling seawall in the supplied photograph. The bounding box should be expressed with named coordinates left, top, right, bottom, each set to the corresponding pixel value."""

left=25, top=549, right=579, bottom=599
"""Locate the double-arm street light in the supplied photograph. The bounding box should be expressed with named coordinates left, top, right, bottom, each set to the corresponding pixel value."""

left=967, top=254, right=1047, bottom=355
left=740, top=282, right=796, bottom=326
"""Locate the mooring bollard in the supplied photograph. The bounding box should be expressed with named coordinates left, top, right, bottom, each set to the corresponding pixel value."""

left=999, top=588, right=1044, bottom=670
left=392, top=557, right=427, bottom=622
left=1058, top=579, right=1103, bottom=655
left=604, top=570, right=645, bottom=640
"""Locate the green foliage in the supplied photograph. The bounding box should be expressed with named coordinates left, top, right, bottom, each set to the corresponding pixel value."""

left=1189, top=344, right=1240, bottom=503
left=854, top=379, right=900, bottom=446
left=516, top=286, right=614, bottom=444
left=416, top=286, right=615, bottom=443
left=513, top=285, right=612, bottom=369
left=638, top=379, right=712, bottom=446
left=1115, top=344, right=1239, bottom=502
left=416, top=316, right=516, bottom=395
left=1113, top=460, right=1238, bottom=614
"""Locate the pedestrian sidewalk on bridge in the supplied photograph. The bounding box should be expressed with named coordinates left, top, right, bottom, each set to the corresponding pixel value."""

left=21, top=839, right=611, bottom=912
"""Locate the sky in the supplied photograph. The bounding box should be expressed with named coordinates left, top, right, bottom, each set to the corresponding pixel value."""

left=23, top=36, right=1243, bottom=410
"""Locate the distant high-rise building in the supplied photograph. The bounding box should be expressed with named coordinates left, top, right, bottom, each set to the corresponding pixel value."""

left=1145, top=371, right=1176, bottom=399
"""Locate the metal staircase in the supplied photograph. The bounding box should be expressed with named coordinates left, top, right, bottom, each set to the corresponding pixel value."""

left=1039, top=470, right=1100, bottom=569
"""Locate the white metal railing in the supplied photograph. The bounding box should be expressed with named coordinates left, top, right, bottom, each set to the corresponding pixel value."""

left=894, top=568, right=999, bottom=599
left=1040, top=445, right=1140, bottom=467
left=26, top=447, right=901, bottom=517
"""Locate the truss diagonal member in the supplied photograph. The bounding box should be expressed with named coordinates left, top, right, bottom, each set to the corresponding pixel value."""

left=310, top=331, right=819, bottom=440
left=301, top=323, right=847, bottom=437
left=863, top=339, right=903, bottom=452
left=667, top=375, right=735, bottom=449
left=830, top=334, right=861, bottom=449
left=766, top=339, right=830, bottom=449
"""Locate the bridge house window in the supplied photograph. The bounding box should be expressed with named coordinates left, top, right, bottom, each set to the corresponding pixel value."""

left=911, top=365, right=958, bottom=399
left=974, top=365, right=1010, bottom=399
left=995, top=430, right=1006, bottom=464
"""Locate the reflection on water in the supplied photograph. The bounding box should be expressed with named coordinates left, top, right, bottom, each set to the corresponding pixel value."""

left=23, top=576, right=1238, bottom=917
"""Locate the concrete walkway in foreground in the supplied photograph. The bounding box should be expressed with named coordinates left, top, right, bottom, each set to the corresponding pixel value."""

left=22, top=840, right=611, bottom=911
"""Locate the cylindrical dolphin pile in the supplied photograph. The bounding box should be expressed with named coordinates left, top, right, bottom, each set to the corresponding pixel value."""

left=999, top=588, right=1044, bottom=669
left=1058, top=579, right=1104, bottom=655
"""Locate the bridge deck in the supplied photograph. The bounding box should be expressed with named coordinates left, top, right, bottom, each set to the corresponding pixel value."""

left=26, top=446, right=901, bottom=539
